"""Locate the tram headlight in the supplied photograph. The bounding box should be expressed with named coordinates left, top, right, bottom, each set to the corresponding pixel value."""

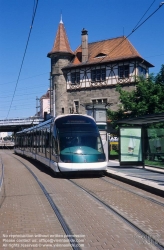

left=76, top=149, right=82, bottom=154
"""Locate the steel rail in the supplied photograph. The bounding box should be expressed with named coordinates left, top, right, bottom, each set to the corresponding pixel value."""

left=68, top=179, right=164, bottom=250
left=11, top=155, right=81, bottom=250
left=0, top=156, right=5, bottom=208
left=0, top=157, right=4, bottom=193
left=102, top=177, right=164, bottom=207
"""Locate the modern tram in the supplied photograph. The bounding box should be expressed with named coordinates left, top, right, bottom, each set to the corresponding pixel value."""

left=14, top=114, right=107, bottom=174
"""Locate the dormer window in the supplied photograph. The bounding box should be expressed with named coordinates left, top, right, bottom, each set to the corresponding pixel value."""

left=71, top=72, right=80, bottom=84
left=95, top=53, right=107, bottom=58
left=91, top=68, right=106, bottom=82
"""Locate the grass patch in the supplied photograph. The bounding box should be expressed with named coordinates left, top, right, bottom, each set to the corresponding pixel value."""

left=110, top=150, right=119, bottom=156
left=145, top=159, right=164, bottom=168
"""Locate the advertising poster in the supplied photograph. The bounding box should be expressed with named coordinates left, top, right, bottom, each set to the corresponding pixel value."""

left=120, top=127, right=142, bottom=163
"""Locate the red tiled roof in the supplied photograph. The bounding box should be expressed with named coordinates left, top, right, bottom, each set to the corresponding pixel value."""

left=69, top=36, right=153, bottom=67
left=48, top=21, right=74, bottom=56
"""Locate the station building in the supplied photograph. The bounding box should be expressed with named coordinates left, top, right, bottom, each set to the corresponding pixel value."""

left=47, top=18, right=153, bottom=117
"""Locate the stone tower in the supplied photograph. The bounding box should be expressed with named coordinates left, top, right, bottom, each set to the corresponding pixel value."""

left=47, top=17, right=74, bottom=117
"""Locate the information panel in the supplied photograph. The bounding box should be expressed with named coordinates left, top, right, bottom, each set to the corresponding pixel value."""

left=95, top=110, right=106, bottom=122
left=120, top=127, right=143, bottom=164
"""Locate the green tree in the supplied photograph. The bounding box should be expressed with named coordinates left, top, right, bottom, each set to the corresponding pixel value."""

left=155, top=64, right=164, bottom=85
left=107, top=65, right=164, bottom=124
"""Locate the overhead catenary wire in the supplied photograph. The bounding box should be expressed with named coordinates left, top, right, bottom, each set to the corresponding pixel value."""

left=0, top=72, right=49, bottom=86
left=1, top=92, right=46, bottom=99
left=98, top=1, right=164, bottom=64
left=0, top=83, right=49, bottom=95
left=132, top=0, right=156, bottom=31
left=6, top=0, right=39, bottom=119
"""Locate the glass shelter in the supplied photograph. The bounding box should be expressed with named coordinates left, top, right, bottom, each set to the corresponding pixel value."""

left=117, top=113, right=164, bottom=168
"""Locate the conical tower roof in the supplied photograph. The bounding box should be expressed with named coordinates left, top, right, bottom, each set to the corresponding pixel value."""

left=48, top=18, right=74, bottom=56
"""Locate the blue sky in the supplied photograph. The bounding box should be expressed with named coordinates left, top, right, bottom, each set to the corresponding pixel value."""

left=0, top=0, right=164, bottom=119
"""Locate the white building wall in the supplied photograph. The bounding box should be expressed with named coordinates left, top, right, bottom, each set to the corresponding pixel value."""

left=40, top=98, right=50, bottom=118
left=0, top=132, right=8, bottom=140
left=66, top=61, right=139, bottom=90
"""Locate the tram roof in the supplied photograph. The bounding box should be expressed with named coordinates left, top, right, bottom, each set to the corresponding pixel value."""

left=17, top=118, right=53, bottom=134
left=16, top=114, right=96, bottom=134
left=117, top=112, right=164, bottom=125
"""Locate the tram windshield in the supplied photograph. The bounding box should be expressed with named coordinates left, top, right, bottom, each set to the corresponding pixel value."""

left=55, top=116, right=105, bottom=162
left=59, top=133, right=103, bottom=153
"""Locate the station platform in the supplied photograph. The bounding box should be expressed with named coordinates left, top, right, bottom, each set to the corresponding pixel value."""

left=106, top=160, right=164, bottom=197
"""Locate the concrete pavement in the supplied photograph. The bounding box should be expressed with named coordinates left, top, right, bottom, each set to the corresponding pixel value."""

left=107, top=160, right=164, bottom=197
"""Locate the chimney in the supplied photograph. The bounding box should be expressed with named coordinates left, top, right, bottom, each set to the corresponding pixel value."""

left=81, top=28, right=88, bottom=63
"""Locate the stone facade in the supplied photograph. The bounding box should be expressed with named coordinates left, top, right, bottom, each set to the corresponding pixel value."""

left=67, top=83, right=136, bottom=114
left=50, top=54, right=73, bottom=116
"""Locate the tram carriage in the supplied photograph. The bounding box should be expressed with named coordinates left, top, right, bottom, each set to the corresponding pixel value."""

left=14, top=114, right=107, bottom=173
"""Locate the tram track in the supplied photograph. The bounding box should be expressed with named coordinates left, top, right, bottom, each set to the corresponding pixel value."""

left=10, top=154, right=81, bottom=250
left=0, top=156, right=5, bottom=208
left=68, top=178, right=164, bottom=250
left=3, top=151, right=164, bottom=249
left=102, top=176, right=164, bottom=207
left=0, top=157, right=4, bottom=192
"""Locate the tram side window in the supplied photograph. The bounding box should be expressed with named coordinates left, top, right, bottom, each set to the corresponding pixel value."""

left=23, top=136, right=26, bottom=148
left=41, top=130, right=44, bottom=152
left=43, top=130, right=48, bottom=157
left=30, top=131, right=33, bottom=149
left=27, top=134, right=29, bottom=148
left=42, top=130, right=45, bottom=152
left=42, top=131, right=44, bottom=151
left=26, top=135, right=28, bottom=148
left=24, top=135, right=27, bottom=150
left=38, top=130, right=41, bottom=152
left=23, top=136, right=25, bottom=148
left=52, top=137, right=58, bottom=155
left=22, top=136, right=24, bottom=148
left=40, top=130, right=43, bottom=152
left=15, top=136, right=18, bottom=147
left=45, top=130, right=50, bottom=148
left=20, top=136, right=22, bottom=148
left=33, top=131, right=36, bottom=149
left=30, top=133, right=32, bottom=148
left=25, top=136, right=27, bottom=149
left=19, top=136, right=21, bottom=148
left=36, top=131, right=40, bottom=150
left=25, top=135, right=27, bottom=150
left=18, top=137, right=21, bottom=148
left=42, top=130, right=46, bottom=153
